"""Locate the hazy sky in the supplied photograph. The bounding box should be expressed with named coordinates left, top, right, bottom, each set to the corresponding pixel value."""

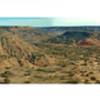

left=0, top=18, right=99, bottom=26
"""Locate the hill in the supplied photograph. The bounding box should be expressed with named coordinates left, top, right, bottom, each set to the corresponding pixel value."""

left=47, top=31, right=91, bottom=43
left=0, top=32, right=40, bottom=68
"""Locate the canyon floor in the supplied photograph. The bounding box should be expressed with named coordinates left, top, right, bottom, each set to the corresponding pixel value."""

left=0, top=27, right=100, bottom=83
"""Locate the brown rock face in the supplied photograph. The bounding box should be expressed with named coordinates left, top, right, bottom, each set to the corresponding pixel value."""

left=79, top=38, right=100, bottom=47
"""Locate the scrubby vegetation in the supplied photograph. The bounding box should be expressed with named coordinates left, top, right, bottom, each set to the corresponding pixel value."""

left=0, top=26, right=99, bottom=83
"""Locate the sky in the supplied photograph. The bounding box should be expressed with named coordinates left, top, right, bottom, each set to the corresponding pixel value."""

left=0, top=18, right=100, bottom=27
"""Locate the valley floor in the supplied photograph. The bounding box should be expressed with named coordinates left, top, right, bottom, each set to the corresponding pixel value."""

left=0, top=43, right=100, bottom=83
